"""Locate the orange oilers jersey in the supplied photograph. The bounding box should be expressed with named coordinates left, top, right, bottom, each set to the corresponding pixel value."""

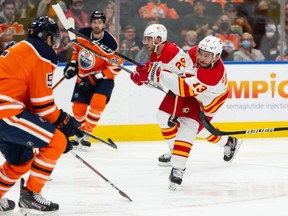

left=159, top=46, right=228, bottom=116
left=138, top=2, right=179, bottom=19
left=0, top=38, right=60, bottom=123
left=71, top=28, right=122, bottom=81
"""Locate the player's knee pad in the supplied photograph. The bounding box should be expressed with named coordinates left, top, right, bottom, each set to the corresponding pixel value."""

left=156, top=110, right=171, bottom=128
left=90, top=93, right=107, bottom=111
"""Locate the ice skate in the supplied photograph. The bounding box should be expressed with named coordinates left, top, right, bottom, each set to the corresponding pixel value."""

left=158, top=152, right=172, bottom=167
left=168, top=168, right=185, bottom=191
left=0, top=197, right=15, bottom=213
left=70, top=136, right=80, bottom=147
left=18, top=178, right=59, bottom=215
left=77, top=135, right=91, bottom=151
left=223, top=137, right=242, bottom=162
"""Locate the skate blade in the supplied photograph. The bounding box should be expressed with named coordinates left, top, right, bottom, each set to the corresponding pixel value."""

left=168, top=182, right=180, bottom=191
left=20, top=208, right=59, bottom=216
left=77, top=145, right=90, bottom=152
left=228, top=139, right=243, bottom=163
left=158, top=161, right=172, bottom=167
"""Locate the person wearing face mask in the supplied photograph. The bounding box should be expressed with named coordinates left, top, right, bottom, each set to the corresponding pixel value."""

left=233, top=32, right=265, bottom=61
left=259, top=21, right=279, bottom=60
left=65, top=0, right=88, bottom=30
left=213, top=13, right=241, bottom=60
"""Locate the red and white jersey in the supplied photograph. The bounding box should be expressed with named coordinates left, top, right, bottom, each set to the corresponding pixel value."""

left=159, top=46, right=229, bottom=116
left=150, top=42, right=187, bottom=75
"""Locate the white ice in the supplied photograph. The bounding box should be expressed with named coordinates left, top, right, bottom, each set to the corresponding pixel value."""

left=2, top=138, right=288, bottom=216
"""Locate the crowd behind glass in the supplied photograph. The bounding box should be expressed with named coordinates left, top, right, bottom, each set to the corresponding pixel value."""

left=0, top=0, right=287, bottom=62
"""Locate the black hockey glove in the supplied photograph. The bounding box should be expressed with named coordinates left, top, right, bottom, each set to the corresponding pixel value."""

left=63, top=61, right=78, bottom=79
left=79, top=72, right=104, bottom=91
left=53, top=109, right=84, bottom=138
left=63, top=138, right=73, bottom=154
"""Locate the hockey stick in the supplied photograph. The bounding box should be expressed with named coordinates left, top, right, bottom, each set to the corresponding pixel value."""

left=83, top=131, right=117, bottom=149
left=52, top=3, right=170, bottom=96
left=52, top=76, right=65, bottom=89
left=70, top=151, right=132, bottom=201
left=198, top=111, right=288, bottom=136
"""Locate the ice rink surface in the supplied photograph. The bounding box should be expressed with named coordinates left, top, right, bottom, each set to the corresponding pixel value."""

left=2, top=138, right=288, bottom=216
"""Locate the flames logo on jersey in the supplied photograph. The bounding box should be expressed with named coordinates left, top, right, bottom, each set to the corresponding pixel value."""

left=79, top=50, right=95, bottom=70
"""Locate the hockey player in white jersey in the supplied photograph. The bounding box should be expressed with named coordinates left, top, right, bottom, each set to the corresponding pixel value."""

left=131, top=33, right=241, bottom=190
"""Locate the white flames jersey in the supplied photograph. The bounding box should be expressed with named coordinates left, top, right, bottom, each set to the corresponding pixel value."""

left=150, top=42, right=187, bottom=75
left=159, top=46, right=229, bottom=116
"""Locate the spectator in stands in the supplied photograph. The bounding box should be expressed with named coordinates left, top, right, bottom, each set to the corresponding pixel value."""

left=0, top=0, right=25, bottom=34
left=182, top=30, right=197, bottom=52
left=119, top=24, right=142, bottom=60
left=0, top=0, right=19, bottom=25
left=0, top=27, right=14, bottom=54
left=14, top=0, right=38, bottom=19
left=65, top=0, right=88, bottom=31
left=275, top=40, right=288, bottom=61
left=138, top=0, right=179, bottom=20
left=37, top=0, right=67, bottom=20
left=213, top=13, right=241, bottom=60
left=259, top=20, right=279, bottom=60
left=56, top=20, right=73, bottom=62
left=135, top=45, right=150, bottom=63
left=224, top=2, right=253, bottom=34
left=82, top=0, right=102, bottom=15
left=165, top=0, right=193, bottom=17
left=212, top=0, right=243, bottom=10
left=103, top=0, right=119, bottom=36
left=232, top=32, right=264, bottom=61
left=180, top=0, right=213, bottom=43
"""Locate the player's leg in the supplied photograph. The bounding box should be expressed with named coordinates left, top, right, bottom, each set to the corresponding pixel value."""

left=0, top=110, right=67, bottom=213
left=168, top=117, right=199, bottom=191
left=156, top=110, right=177, bottom=166
left=197, top=117, right=242, bottom=162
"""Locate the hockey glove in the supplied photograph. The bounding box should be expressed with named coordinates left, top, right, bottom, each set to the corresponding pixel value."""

left=79, top=72, right=104, bottom=91
left=64, top=139, right=73, bottom=154
left=63, top=61, right=78, bottom=79
left=130, top=62, right=161, bottom=85
left=53, top=109, right=84, bottom=138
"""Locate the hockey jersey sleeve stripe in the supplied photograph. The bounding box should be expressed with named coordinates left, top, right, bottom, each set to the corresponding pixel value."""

left=30, top=95, right=54, bottom=103
left=4, top=117, right=53, bottom=143
left=202, top=89, right=229, bottom=113
left=0, top=104, right=24, bottom=110
left=36, top=106, right=57, bottom=117
left=32, top=101, right=55, bottom=110
left=0, top=94, right=25, bottom=107
left=179, top=77, right=194, bottom=97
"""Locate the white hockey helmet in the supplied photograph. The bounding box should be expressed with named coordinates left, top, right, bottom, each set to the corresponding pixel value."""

left=143, top=24, right=167, bottom=45
left=198, top=35, right=223, bottom=60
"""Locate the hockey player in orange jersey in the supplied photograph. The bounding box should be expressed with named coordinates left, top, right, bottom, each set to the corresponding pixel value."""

left=0, top=16, right=83, bottom=214
left=63, top=11, right=122, bottom=151
left=130, top=27, right=242, bottom=190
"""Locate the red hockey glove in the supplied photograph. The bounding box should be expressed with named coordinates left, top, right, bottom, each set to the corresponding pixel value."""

left=130, top=72, right=144, bottom=86
left=130, top=62, right=161, bottom=85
